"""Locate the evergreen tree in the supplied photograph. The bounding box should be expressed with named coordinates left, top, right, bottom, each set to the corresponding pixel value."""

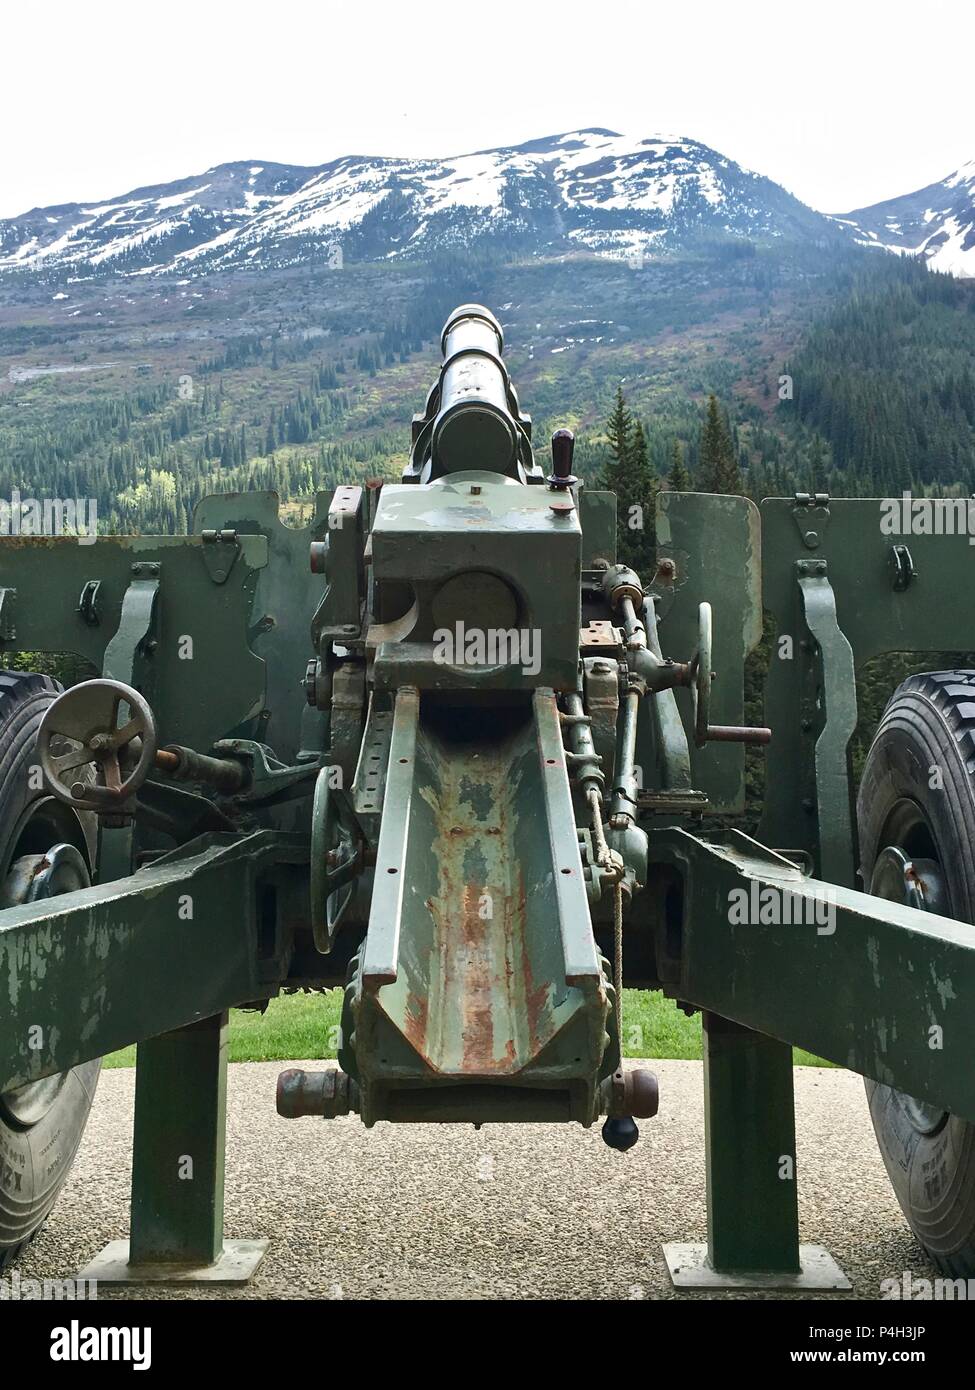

left=699, top=394, right=741, bottom=494
left=605, top=385, right=633, bottom=474
left=601, top=388, right=656, bottom=572
left=627, top=421, right=658, bottom=571
left=668, top=439, right=691, bottom=491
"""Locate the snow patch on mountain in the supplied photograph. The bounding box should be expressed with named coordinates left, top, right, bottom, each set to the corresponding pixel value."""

left=0, top=129, right=843, bottom=280
left=835, top=160, right=975, bottom=277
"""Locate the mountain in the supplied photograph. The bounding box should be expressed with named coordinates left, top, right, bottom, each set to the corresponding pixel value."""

left=0, top=129, right=843, bottom=280
left=3, top=128, right=973, bottom=545
left=834, top=161, right=975, bottom=277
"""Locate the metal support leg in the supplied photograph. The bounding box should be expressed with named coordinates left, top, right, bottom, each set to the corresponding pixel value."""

left=664, top=1014, right=849, bottom=1290
left=79, top=1013, right=268, bottom=1285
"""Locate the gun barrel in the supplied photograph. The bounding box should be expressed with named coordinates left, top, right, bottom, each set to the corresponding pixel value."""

left=430, top=304, right=520, bottom=475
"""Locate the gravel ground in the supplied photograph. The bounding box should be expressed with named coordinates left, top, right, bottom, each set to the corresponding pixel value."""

left=15, top=1059, right=937, bottom=1300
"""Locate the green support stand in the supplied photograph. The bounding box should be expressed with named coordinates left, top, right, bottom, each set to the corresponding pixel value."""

left=79, top=1013, right=268, bottom=1285
left=664, top=1013, right=849, bottom=1291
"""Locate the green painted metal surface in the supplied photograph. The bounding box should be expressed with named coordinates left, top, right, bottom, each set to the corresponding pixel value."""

left=0, top=832, right=300, bottom=1092
left=795, top=563, right=859, bottom=886
left=648, top=827, right=975, bottom=1122
left=702, top=1015, right=800, bottom=1274
left=130, top=1013, right=229, bottom=1265
left=193, top=491, right=333, bottom=763
left=759, top=497, right=975, bottom=875
left=578, top=489, right=617, bottom=568
left=370, top=470, right=582, bottom=692
left=344, top=686, right=612, bottom=1126
left=0, top=534, right=268, bottom=754
left=653, top=491, right=762, bottom=813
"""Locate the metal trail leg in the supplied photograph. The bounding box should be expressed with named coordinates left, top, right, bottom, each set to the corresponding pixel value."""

left=79, top=1012, right=268, bottom=1285
left=663, top=1014, right=849, bottom=1290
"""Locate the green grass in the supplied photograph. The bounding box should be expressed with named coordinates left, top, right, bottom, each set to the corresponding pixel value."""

left=104, top=990, right=830, bottom=1068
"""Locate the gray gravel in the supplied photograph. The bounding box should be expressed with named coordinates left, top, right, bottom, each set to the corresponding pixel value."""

left=14, top=1059, right=938, bottom=1300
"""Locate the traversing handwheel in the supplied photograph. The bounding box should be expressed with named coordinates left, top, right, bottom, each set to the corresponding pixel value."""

left=37, top=679, right=157, bottom=811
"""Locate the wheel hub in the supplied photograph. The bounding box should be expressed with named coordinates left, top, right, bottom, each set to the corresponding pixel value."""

left=870, top=843, right=949, bottom=1136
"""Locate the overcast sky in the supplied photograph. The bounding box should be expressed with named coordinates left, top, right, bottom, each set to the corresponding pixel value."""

left=2, top=0, right=971, bottom=219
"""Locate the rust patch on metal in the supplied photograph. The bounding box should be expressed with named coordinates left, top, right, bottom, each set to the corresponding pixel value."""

left=403, top=989, right=429, bottom=1052
left=382, top=710, right=569, bottom=1088
left=459, top=879, right=496, bottom=1070
left=418, top=730, right=540, bottom=1078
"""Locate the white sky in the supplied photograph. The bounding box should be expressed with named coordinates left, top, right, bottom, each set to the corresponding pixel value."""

left=2, top=0, right=972, bottom=220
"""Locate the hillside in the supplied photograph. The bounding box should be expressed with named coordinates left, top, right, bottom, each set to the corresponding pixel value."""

left=1, top=132, right=973, bottom=536
left=0, top=236, right=870, bottom=531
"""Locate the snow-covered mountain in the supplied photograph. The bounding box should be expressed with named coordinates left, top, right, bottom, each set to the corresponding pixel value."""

left=834, top=161, right=975, bottom=277
left=0, top=130, right=841, bottom=280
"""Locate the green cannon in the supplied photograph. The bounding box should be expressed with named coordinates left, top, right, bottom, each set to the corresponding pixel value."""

left=1, top=302, right=975, bottom=1290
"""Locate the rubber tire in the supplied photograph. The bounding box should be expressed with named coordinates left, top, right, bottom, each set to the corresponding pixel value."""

left=857, top=670, right=975, bottom=1276
left=0, top=671, right=101, bottom=1271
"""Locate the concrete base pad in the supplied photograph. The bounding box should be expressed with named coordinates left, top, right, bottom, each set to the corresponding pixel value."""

left=78, top=1239, right=269, bottom=1286
left=663, top=1242, right=851, bottom=1291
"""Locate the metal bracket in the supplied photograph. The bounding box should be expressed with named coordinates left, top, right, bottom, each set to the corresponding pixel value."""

left=583, top=656, right=620, bottom=789
left=103, top=563, right=160, bottom=686
left=78, top=579, right=101, bottom=627
left=579, top=619, right=624, bottom=654
left=210, top=739, right=319, bottom=803
left=310, top=487, right=365, bottom=646
left=791, top=491, right=830, bottom=551
left=200, top=529, right=240, bottom=585
left=329, top=661, right=368, bottom=787
left=352, top=702, right=391, bottom=819
left=889, top=543, right=917, bottom=592
left=796, top=559, right=858, bottom=886
left=0, top=587, right=16, bottom=642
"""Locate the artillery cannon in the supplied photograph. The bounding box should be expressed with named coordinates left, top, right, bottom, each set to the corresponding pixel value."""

left=2, top=303, right=975, bottom=1290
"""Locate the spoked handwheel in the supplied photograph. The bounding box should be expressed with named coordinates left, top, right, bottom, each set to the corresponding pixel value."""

left=858, top=671, right=975, bottom=1276
left=0, top=672, right=101, bottom=1269
left=37, top=678, right=157, bottom=810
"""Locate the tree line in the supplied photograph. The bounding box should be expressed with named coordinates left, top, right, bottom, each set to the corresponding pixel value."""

left=600, top=384, right=744, bottom=571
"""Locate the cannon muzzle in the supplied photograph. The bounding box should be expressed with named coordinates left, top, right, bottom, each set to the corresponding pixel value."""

left=408, top=303, right=537, bottom=481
